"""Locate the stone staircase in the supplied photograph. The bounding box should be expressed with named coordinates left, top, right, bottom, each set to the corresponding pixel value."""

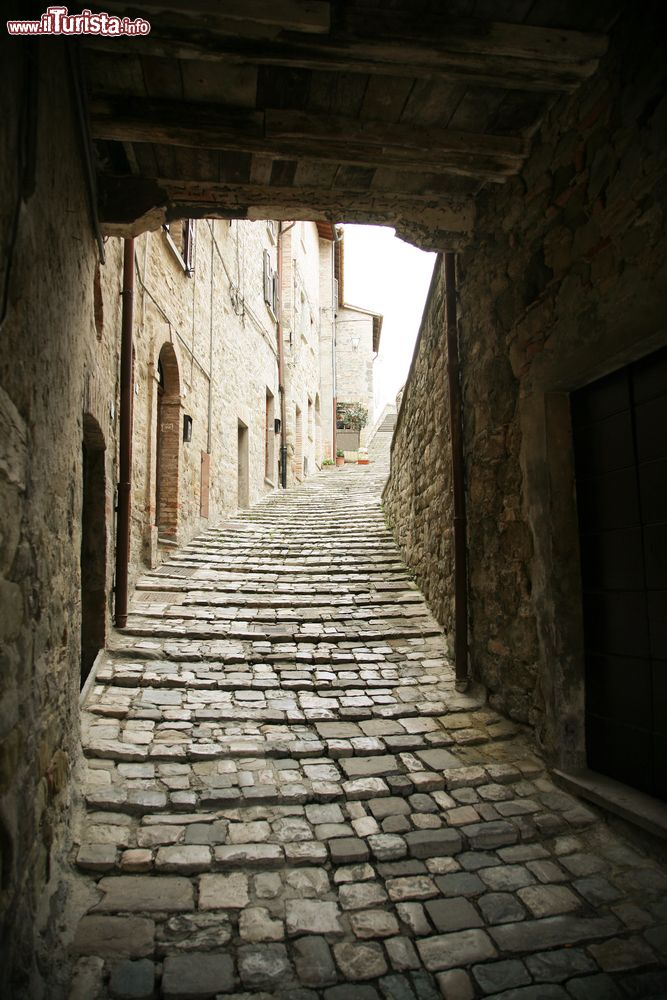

left=69, top=460, right=667, bottom=1000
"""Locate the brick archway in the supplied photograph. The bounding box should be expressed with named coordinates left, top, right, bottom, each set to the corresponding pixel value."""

left=81, top=413, right=106, bottom=689
left=156, top=342, right=181, bottom=541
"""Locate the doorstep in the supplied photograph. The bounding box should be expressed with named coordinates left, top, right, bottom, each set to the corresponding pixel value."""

left=554, top=767, right=667, bottom=841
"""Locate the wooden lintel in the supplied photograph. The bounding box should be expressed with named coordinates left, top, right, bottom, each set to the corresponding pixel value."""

left=96, top=173, right=475, bottom=240
left=341, top=14, right=608, bottom=65
left=83, top=25, right=604, bottom=93
left=90, top=99, right=526, bottom=181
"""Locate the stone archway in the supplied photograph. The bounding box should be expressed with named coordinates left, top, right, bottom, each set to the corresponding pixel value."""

left=81, top=413, right=106, bottom=689
left=155, top=342, right=182, bottom=541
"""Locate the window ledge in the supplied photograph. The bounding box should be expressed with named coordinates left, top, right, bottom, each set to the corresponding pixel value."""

left=553, top=767, right=667, bottom=842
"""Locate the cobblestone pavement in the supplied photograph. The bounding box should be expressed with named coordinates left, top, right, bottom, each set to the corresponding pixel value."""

left=71, top=432, right=667, bottom=999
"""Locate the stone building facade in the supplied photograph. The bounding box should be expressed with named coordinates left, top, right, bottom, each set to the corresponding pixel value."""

left=335, top=302, right=382, bottom=449
left=385, top=9, right=667, bottom=792
left=101, top=219, right=284, bottom=590
left=280, top=221, right=330, bottom=483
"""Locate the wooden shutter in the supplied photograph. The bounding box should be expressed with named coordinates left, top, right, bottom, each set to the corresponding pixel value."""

left=183, top=219, right=195, bottom=273
left=263, top=250, right=271, bottom=306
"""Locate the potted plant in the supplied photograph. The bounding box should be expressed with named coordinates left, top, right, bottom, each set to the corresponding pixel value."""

left=335, top=449, right=345, bottom=467
left=322, top=458, right=334, bottom=470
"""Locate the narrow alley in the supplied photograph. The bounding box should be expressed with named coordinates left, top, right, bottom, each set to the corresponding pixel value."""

left=70, top=431, right=667, bottom=1000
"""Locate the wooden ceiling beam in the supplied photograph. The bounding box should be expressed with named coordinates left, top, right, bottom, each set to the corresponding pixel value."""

left=104, top=0, right=331, bottom=34
left=83, top=20, right=606, bottom=92
left=264, top=110, right=528, bottom=160
left=89, top=98, right=528, bottom=181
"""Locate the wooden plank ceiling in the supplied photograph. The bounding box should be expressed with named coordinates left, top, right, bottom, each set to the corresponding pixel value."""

left=83, top=0, right=619, bottom=250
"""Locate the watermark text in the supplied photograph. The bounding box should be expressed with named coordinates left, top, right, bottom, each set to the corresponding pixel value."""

left=7, top=6, right=151, bottom=36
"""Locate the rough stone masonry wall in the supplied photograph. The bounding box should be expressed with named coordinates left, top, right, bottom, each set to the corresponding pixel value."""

left=0, top=42, right=115, bottom=996
left=100, top=218, right=282, bottom=591
left=383, top=261, right=454, bottom=647
left=336, top=307, right=375, bottom=445
left=284, top=222, right=324, bottom=482
left=385, top=7, right=667, bottom=768
left=318, top=236, right=335, bottom=460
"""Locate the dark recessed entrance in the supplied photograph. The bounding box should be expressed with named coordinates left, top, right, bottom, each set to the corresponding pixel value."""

left=81, top=414, right=107, bottom=689
left=572, top=345, right=667, bottom=800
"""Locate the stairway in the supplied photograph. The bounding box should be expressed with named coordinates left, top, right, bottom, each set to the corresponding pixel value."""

left=69, top=458, right=667, bottom=999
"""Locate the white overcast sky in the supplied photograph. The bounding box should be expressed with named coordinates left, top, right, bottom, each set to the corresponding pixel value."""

left=341, top=224, right=436, bottom=419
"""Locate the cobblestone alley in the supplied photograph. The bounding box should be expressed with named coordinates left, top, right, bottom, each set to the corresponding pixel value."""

left=70, top=431, right=667, bottom=1000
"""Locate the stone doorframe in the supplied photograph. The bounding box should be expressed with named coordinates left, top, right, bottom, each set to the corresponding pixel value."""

left=518, top=326, right=667, bottom=774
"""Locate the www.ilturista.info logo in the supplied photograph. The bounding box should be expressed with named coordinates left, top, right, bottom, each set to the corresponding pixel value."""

left=7, top=6, right=151, bottom=36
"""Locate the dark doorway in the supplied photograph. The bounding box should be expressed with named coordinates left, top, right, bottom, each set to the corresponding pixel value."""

left=81, top=414, right=106, bottom=689
left=156, top=343, right=181, bottom=539
left=572, top=345, right=667, bottom=799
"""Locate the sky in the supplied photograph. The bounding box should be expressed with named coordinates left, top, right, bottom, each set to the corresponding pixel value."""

left=341, top=224, right=436, bottom=419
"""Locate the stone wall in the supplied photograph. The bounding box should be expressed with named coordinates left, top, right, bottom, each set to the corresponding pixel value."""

left=97, top=219, right=283, bottom=589
left=318, top=235, right=336, bottom=460
left=383, top=262, right=454, bottom=649
left=336, top=306, right=376, bottom=445
left=283, top=222, right=327, bottom=482
left=384, top=8, right=667, bottom=769
left=0, top=42, right=116, bottom=996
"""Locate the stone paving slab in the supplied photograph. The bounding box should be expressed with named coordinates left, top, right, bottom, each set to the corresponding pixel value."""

left=71, top=444, right=667, bottom=999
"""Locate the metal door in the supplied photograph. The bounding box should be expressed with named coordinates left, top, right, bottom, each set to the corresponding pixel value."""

left=571, top=345, right=667, bottom=799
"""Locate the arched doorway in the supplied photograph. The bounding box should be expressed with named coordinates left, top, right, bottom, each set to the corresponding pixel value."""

left=156, top=343, right=181, bottom=540
left=81, top=414, right=106, bottom=689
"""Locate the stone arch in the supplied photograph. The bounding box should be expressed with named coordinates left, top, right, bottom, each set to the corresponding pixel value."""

left=81, top=413, right=106, bottom=688
left=156, top=342, right=181, bottom=540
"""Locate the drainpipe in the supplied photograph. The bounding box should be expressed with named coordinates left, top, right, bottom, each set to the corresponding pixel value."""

left=277, top=222, right=295, bottom=488
left=115, top=237, right=134, bottom=627
left=445, top=252, right=469, bottom=691
left=332, top=226, right=343, bottom=458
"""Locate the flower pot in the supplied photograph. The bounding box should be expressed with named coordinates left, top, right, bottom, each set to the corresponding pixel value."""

left=358, top=447, right=369, bottom=465
left=335, top=456, right=345, bottom=467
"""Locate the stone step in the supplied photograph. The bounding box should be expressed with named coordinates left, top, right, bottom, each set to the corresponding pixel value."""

left=159, top=561, right=409, bottom=576
left=124, top=607, right=433, bottom=628
left=115, top=623, right=442, bottom=644
left=93, top=659, right=450, bottom=687
left=75, top=759, right=600, bottom=884
left=135, top=591, right=424, bottom=608
left=77, top=745, right=557, bottom=849
left=141, top=574, right=415, bottom=589
left=83, top=696, right=457, bottom=727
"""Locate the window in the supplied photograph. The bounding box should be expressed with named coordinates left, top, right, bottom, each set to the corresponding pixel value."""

left=263, top=249, right=278, bottom=316
left=308, top=396, right=313, bottom=441
left=163, top=219, right=195, bottom=275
